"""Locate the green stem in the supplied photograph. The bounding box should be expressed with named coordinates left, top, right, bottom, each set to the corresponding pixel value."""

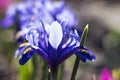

left=57, top=63, right=64, bottom=80
left=70, top=24, right=89, bottom=80
left=51, top=71, right=57, bottom=80
left=70, top=56, right=80, bottom=80
left=48, top=71, right=51, bottom=80
left=51, top=66, right=58, bottom=80
left=32, top=55, right=37, bottom=80
left=52, top=74, right=57, bottom=80
left=41, top=61, right=47, bottom=80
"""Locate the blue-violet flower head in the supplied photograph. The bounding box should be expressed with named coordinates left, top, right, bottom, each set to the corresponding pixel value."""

left=14, top=20, right=96, bottom=73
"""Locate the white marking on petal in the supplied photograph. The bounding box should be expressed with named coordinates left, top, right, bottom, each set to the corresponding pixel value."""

left=14, top=49, right=20, bottom=58
left=92, top=59, right=95, bottom=61
left=76, top=41, right=80, bottom=47
left=49, top=21, right=63, bottom=49
left=74, top=30, right=79, bottom=37
left=32, top=46, right=39, bottom=49
left=62, top=38, right=72, bottom=49
left=44, top=23, right=50, bottom=35
left=69, top=38, right=76, bottom=46
left=26, top=27, right=38, bottom=47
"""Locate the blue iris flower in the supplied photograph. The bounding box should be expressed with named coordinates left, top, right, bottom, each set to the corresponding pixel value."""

left=15, top=20, right=96, bottom=72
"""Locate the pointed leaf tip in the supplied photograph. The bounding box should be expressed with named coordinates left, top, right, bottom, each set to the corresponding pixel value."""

left=84, top=24, right=89, bottom=32
left=80, top=24, right=89, bottom=47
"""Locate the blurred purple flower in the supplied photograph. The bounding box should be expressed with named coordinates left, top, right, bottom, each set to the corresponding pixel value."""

left=99, top=68, right=113, bottom=80
left=1, top=0, right=77, bottom=28
left=0, top=4, right=16, bottom=28
left=0, top=0, right=78, bottom=45
left=0, top=0, right=54, bottom=28
left=0, top=0, right=54, bottom=43
left=43, top=0, right=78, bottom=28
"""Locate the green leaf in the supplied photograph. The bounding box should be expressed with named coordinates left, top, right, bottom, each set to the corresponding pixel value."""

left=19, top=58, right=33, bottom=80
left=80, top=24, right=89, bottom=47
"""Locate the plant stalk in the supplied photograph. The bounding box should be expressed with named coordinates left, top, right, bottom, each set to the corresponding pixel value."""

left=70, top=24, right=89, bottom=80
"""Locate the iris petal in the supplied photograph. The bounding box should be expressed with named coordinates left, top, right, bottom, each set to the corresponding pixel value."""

left=80, top=57, right=86, bottom=62
left=56, top=8, right=77, bottom=28
left=0, top=17, right=14, bottom=28
left=14, top=46, right=29, bottom=58
left=49, top=21, right=63, bottom=49
left=76, top=47, right=96, bottom=62
left=0, top=4, right=16, bottom=28
left=19, top=50, right=34, bottom=65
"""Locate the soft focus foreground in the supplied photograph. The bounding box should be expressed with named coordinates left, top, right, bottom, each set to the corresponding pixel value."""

left=0, top=0, right=120, bottom=80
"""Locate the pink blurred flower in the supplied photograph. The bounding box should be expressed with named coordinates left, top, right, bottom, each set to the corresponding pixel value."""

left=0, top=0, right=11, bottom=13
left=99, top=68, right=113, bottom=80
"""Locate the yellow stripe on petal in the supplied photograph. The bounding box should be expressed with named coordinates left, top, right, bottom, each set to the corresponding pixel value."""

left=23, top=47, right=32, bottom=54
left=19, top=43, right=30, bottom=47
left=80, top=49, right=88, bottom=54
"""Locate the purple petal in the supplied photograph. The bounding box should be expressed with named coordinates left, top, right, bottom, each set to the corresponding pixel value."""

left=76, top=47, right=96, bottom=62
left=35, top=48, right=52, bottom=66
left=44, top=23, right=50, bottom=35
left=56, top=8, right=77, bottom=28
left=26, top=27, right=39, bottom=47
left=53, top=1, right=65, bottom=11
left=44, top=0, right=55, bottom=14
left=19, top=50, right=34, bottom=65
left=57, top=46, right=76, bottom=64
left=14, top=46, right=29, bottom=58
left=0, top=4, right=16, bottom=28
left=0, top=17, right=14, bottom=28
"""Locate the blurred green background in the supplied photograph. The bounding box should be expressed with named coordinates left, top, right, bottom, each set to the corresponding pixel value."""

left=0, top=0, right=120, bottom=80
